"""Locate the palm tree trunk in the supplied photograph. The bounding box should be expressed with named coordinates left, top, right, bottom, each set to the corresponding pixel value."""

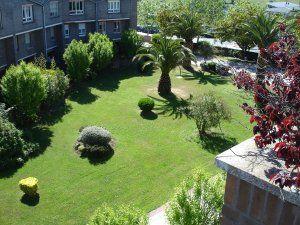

left=158, top=71, right=171, bottom=96
left=256, top=52, right=265, bottom=85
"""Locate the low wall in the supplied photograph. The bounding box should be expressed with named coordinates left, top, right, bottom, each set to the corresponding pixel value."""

left=215, top=139, right=300, bottom=225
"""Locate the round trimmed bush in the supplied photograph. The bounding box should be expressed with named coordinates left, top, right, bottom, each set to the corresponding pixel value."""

left=19, top=177, right=38, bottom=196
left=78, top=126, right=112, bottom=146
left=138, top=98, right=155, bottom=112
left=87, top=204, right=148, bottom=225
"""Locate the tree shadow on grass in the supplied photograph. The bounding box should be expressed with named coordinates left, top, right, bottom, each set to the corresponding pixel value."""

left=180, top=71, right=229, bottom=86
left=140, top=111, right=158, bottom=120
left=69, top=85, right=99, bottom=105
left=194, top=132, right=238, bottom=154
left=149, top=93, right=192, bottom=119
left=20, top=194, right=40, bottom=207
left=39, top=103, right=72, bottom=126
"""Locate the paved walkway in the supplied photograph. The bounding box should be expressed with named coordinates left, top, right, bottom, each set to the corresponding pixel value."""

left=149, top=205, right=169, bottom=225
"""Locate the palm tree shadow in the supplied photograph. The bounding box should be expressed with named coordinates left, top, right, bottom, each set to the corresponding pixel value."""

left=149, top=93, right=192, bottom=119
left=195, top=133, right=238, bottom=154
left=180, top=71, right=229, bottom=86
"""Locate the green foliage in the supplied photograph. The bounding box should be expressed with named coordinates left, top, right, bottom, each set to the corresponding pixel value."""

left=216, top=0, right=264, bottom=53
left=34, top=54, right=47, bottom=70
left=186, top=93, right=231, bottom=136
left=200, top=61, right=217, bottom=72
left=63, top=40, right=91, bottom=82
left=138, top=98, right=155, bottom=112
left=151, top=34, right=161, bottom=44
left=87, top=204, right=148, bottom=225
left=19, top=177, right=38, bottom=196
left=43, top=68, right=69, bottom=108
left=167, top=170, right=225, bottom=225
left=88, top=33, right=114, bottom=74
left=1, top=62, right=46, bottom=121
left=0, top=117, right=37, bottom=170
left=120, top=29, right=143, bottom=59
left=196, top=41, right=214, bottom=59
left=245, top=12, right=279, bottom=48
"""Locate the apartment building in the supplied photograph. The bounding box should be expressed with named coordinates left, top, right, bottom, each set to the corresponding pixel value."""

left=0, top=0, right=137, bottom=71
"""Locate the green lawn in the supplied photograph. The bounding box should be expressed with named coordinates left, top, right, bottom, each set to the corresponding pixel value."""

left=0, top=67, right=252, bottom=225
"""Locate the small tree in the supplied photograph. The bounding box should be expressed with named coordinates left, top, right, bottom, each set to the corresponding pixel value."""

left=63, top=40, right=91, bottom=82
left=120, top=29, right=143, bottom=59
left=216, top=0, right=264, bottom=57
left=1, top=62, right=46, bottom=121
left=134, top=36, right=195, bottom=95
left=234, top=29, right=300, bottom=189
left=186, top=93, right=231, bottom=136
left=88, top=33, right=114, bottom=74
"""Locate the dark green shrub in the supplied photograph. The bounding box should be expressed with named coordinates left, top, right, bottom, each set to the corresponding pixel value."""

left=87, top=204, right=148, bottom=225
left=200, top=61, right=217, bottom=73
left=63, top=40, right=91, bottom=82
left=138, top=98, right=155, bottom=112
left=88, top=33, right=114, bottom=74
left=120, top=29, right=143, bottom=59
left=1, top=62, right=46, bottom=121
left=0, top=117, right=37, bottom=170
left=196, top=41, right=214, bottom=59
left=167, top=169, right=225, bottom=225
left=43, top=68, right=70, bottom=108
left=151, top=34, right=161, bottom=44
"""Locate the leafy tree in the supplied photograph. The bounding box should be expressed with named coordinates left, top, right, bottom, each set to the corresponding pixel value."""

left=216, top=0, right=264, bottom=56
left=245, top=12, right=279, bottom=84
left=1, top=62, right=46, bottom=121
left=186, top=92, right=231, bottom=136
left=120, top=29, right=143, bottom=59
left=134, top=36, right=195, bottom=95
left=63, top=40, right=91, bottom=82
left=87, top=33, right=114, bottom=75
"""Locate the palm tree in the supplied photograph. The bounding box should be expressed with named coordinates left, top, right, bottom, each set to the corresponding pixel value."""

left=134, top=36, right=196, bottom=96
left=245, top=13, right=279, bottom=84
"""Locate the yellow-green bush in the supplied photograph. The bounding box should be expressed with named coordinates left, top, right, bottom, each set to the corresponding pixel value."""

left=19, top=177, right=38, bottom=196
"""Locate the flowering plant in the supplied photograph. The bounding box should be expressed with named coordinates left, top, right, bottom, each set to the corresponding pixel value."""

left=234, top=27, right=300, bottom=189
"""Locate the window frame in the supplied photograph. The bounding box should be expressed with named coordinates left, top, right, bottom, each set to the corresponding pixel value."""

left=69, top=0, right=84, bottom=15
left=50, top=1, right=59, bottom=17
left=0, top=8, right=3, bottom=29
left=24, top=33, right=31, bottom=47
left=108, top=0, right=120, bottom=14
left=22, top=4, right=34, bottom=23
left=113, top=21, right=120, bottom=33
left=99, top=21, right=106, bottom=34
left=64, top=24, right=70, bottom=38
left=78, top=23, right=86, bottom=37
left=50, top=27, right=55, bottom=40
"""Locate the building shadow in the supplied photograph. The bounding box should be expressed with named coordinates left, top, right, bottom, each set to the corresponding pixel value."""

left=20, top=194, right=40, bottom=207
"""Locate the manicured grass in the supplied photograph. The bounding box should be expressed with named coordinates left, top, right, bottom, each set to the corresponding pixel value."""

left=0, top=67, right=252, bottom=225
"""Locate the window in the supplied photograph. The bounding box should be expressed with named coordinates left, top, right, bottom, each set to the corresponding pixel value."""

left=78, top=23, right=86, bottom=37
left=113, top=21, right=120, bottom=33
left=50, top=27, right=55, bottom=40
left=50, top=1, right=59, bottom=17
left=25, top=33, right=31, bottom=46
left=22, top=4, right=33, bottom=23
left=69, top=0, right=84, bottom=15
left=99, top=21, right=106, bottom=34
left=64, top=25, right=70, bottom=38
left=108, top=0, right=120, bottom=13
